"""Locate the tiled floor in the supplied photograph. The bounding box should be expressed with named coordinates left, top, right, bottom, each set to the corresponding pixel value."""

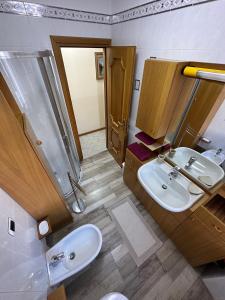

left=80, top=129, right=106, bottom=159
left=48, top=150, right=213, bottom=300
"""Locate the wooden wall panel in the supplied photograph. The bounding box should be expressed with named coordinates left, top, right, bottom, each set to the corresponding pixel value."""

left=0, top=81, right=72, bottom=230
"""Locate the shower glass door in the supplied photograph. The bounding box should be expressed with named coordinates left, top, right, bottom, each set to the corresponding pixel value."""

left=0, top=51, right=80, bottom=197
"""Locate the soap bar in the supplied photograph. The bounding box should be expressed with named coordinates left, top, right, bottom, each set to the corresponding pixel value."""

left=188, top=183, right=203, bottom=195
left=198, top=175, right=213, bottom=186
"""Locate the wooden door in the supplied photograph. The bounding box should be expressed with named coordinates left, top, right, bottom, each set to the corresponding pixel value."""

left=106, top=46, right=136, bottom=166
left=0, top=74, right=72, bottom=230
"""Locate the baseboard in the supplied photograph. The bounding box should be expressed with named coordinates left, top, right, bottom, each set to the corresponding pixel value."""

left=79, top=127, right=106, bottom=137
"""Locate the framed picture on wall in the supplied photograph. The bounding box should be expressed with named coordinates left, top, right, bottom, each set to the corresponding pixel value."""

left=95, top=52, right=104, bottom=80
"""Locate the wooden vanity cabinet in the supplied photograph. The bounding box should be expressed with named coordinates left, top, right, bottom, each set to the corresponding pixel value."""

left=171, top=209, right=225, bottom=267
left=136, top=59, right=188, bottom=139
left=123, top=149, right=155, bottom=211
left=171, top=193, right=225, bottom=266
left=124, top=148, right=225, bottom=266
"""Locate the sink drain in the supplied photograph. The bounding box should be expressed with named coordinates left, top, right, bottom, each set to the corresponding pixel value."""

left=69, top=252, right=76, bottom=260
left=162, top=184, right=167, bottom=190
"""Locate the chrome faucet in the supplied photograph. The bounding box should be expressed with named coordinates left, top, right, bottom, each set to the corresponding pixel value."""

left=49, top=252, right=65, bottom=267
left=168, top=166, right=180, bottom=180
left=184, top=156, right=197, bottom=170
left=216, top=148, right=223, bottom=155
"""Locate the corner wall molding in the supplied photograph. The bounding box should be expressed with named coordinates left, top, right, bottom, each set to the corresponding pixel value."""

left=0, top=0, right=218, bottom=25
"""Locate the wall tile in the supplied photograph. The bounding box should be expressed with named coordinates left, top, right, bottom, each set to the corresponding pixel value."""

left=111, top=0, right=225, bottom=141
left=0, top=189, right=48, bottom=298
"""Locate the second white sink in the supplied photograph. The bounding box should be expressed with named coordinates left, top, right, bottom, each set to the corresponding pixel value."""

left=138, top=159, right=205, bottom=212
left=166, top=147, right=224, bottom=189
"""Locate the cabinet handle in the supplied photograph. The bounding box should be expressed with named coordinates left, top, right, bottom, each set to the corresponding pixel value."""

left=214, top=225, right=222, bottom=233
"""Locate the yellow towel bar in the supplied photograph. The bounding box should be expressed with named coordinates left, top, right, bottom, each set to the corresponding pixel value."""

left=183, top=66, right=225, bottom=83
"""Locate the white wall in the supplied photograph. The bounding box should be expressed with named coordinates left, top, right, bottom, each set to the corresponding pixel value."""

left=111, top=0, right=147, bottom=13
left=0, top=0, right=111, bottom=52
left=0, top=188, right=48, bottom=300
left=111, top=0, right=225, bottom=143
left=62, top=48, right=105, bottom=135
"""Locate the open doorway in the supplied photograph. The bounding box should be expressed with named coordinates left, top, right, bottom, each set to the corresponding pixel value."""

left=51, top=36, right=136, bottom=166
left=61, top=47, right=106, bottom=159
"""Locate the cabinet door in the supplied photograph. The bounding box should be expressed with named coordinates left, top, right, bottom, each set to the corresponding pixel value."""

left=195, top=206, right=225, bottom=243
left=123, top=151, right=154, bottom=210
left=136, top=60, right=187, bottom=139
left=150, top=202, right=180, bottom=237
left=172, top=215, right=225, bottom=266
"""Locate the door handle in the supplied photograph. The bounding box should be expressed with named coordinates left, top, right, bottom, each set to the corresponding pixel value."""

left=110, top=114, right=119, bottom=128
left=118, top=120, right=126, bottom=128
left=110, top=115, right=126, bottom=129
left=112, top=146, right=119, bottom=154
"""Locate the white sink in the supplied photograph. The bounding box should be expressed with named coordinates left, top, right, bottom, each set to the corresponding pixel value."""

left=46, top=224, right=102, bottom=286
left=138, top=159, right=205, bottom=212
left=202, top=149, right=225, bottom=166
left=166, top=147, right=224, bottom=190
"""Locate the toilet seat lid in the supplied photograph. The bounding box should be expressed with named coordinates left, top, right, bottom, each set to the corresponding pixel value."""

left=100, top=292, right=128, bottom=300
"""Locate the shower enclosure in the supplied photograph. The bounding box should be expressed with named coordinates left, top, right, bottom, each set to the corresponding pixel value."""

left=0, top=50, right=81, bottom=198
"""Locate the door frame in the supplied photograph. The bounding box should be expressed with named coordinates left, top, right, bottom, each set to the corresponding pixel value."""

left=50, top=36, right=112, bottom=161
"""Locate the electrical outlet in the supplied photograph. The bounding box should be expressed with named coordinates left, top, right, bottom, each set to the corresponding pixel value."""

left=8, top=218, right=15, bottom=236
left=134, top=79, right=140, bottom=91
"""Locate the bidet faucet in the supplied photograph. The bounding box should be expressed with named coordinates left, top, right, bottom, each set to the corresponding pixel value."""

left=184, top=156, right=197, bottom=170
left=168, top=166, right=180, bottom=180
left=49, top=252, right=65, bottom=267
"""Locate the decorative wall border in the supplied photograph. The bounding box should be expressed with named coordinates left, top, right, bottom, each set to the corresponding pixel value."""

left=112, top=0, right=218, bottom=24
left=0, top=1, right=111, bottom=24
left=0, top=0, right=219, bottom=25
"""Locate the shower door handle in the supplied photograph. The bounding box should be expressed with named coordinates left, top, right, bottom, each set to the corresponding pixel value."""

left=62, top=135, right=71, bottom=153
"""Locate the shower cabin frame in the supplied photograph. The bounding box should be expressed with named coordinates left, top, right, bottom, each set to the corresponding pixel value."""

left=0, top=50, right=81, bottom=198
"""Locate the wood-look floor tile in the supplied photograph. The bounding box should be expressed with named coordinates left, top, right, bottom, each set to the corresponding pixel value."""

left=47, top=151, right=212, bottom=300
left=131, top=266, right=165, bottom=300
left=142, top=272, right=173, bottom=300
left=111, top=244, right=129, bottom=263
left=182, top=278, right=213, bottom=300
left=160, top=265, right=199, bottom=300
left=156, top=239, right=176, bottom=263
left=84, top=193, right=116, bottom=214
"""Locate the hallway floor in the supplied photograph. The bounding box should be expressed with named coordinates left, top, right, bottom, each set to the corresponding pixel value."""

left=48, top=151, right=213, bottom=300
left=80, top=129, right=106, bottom=159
